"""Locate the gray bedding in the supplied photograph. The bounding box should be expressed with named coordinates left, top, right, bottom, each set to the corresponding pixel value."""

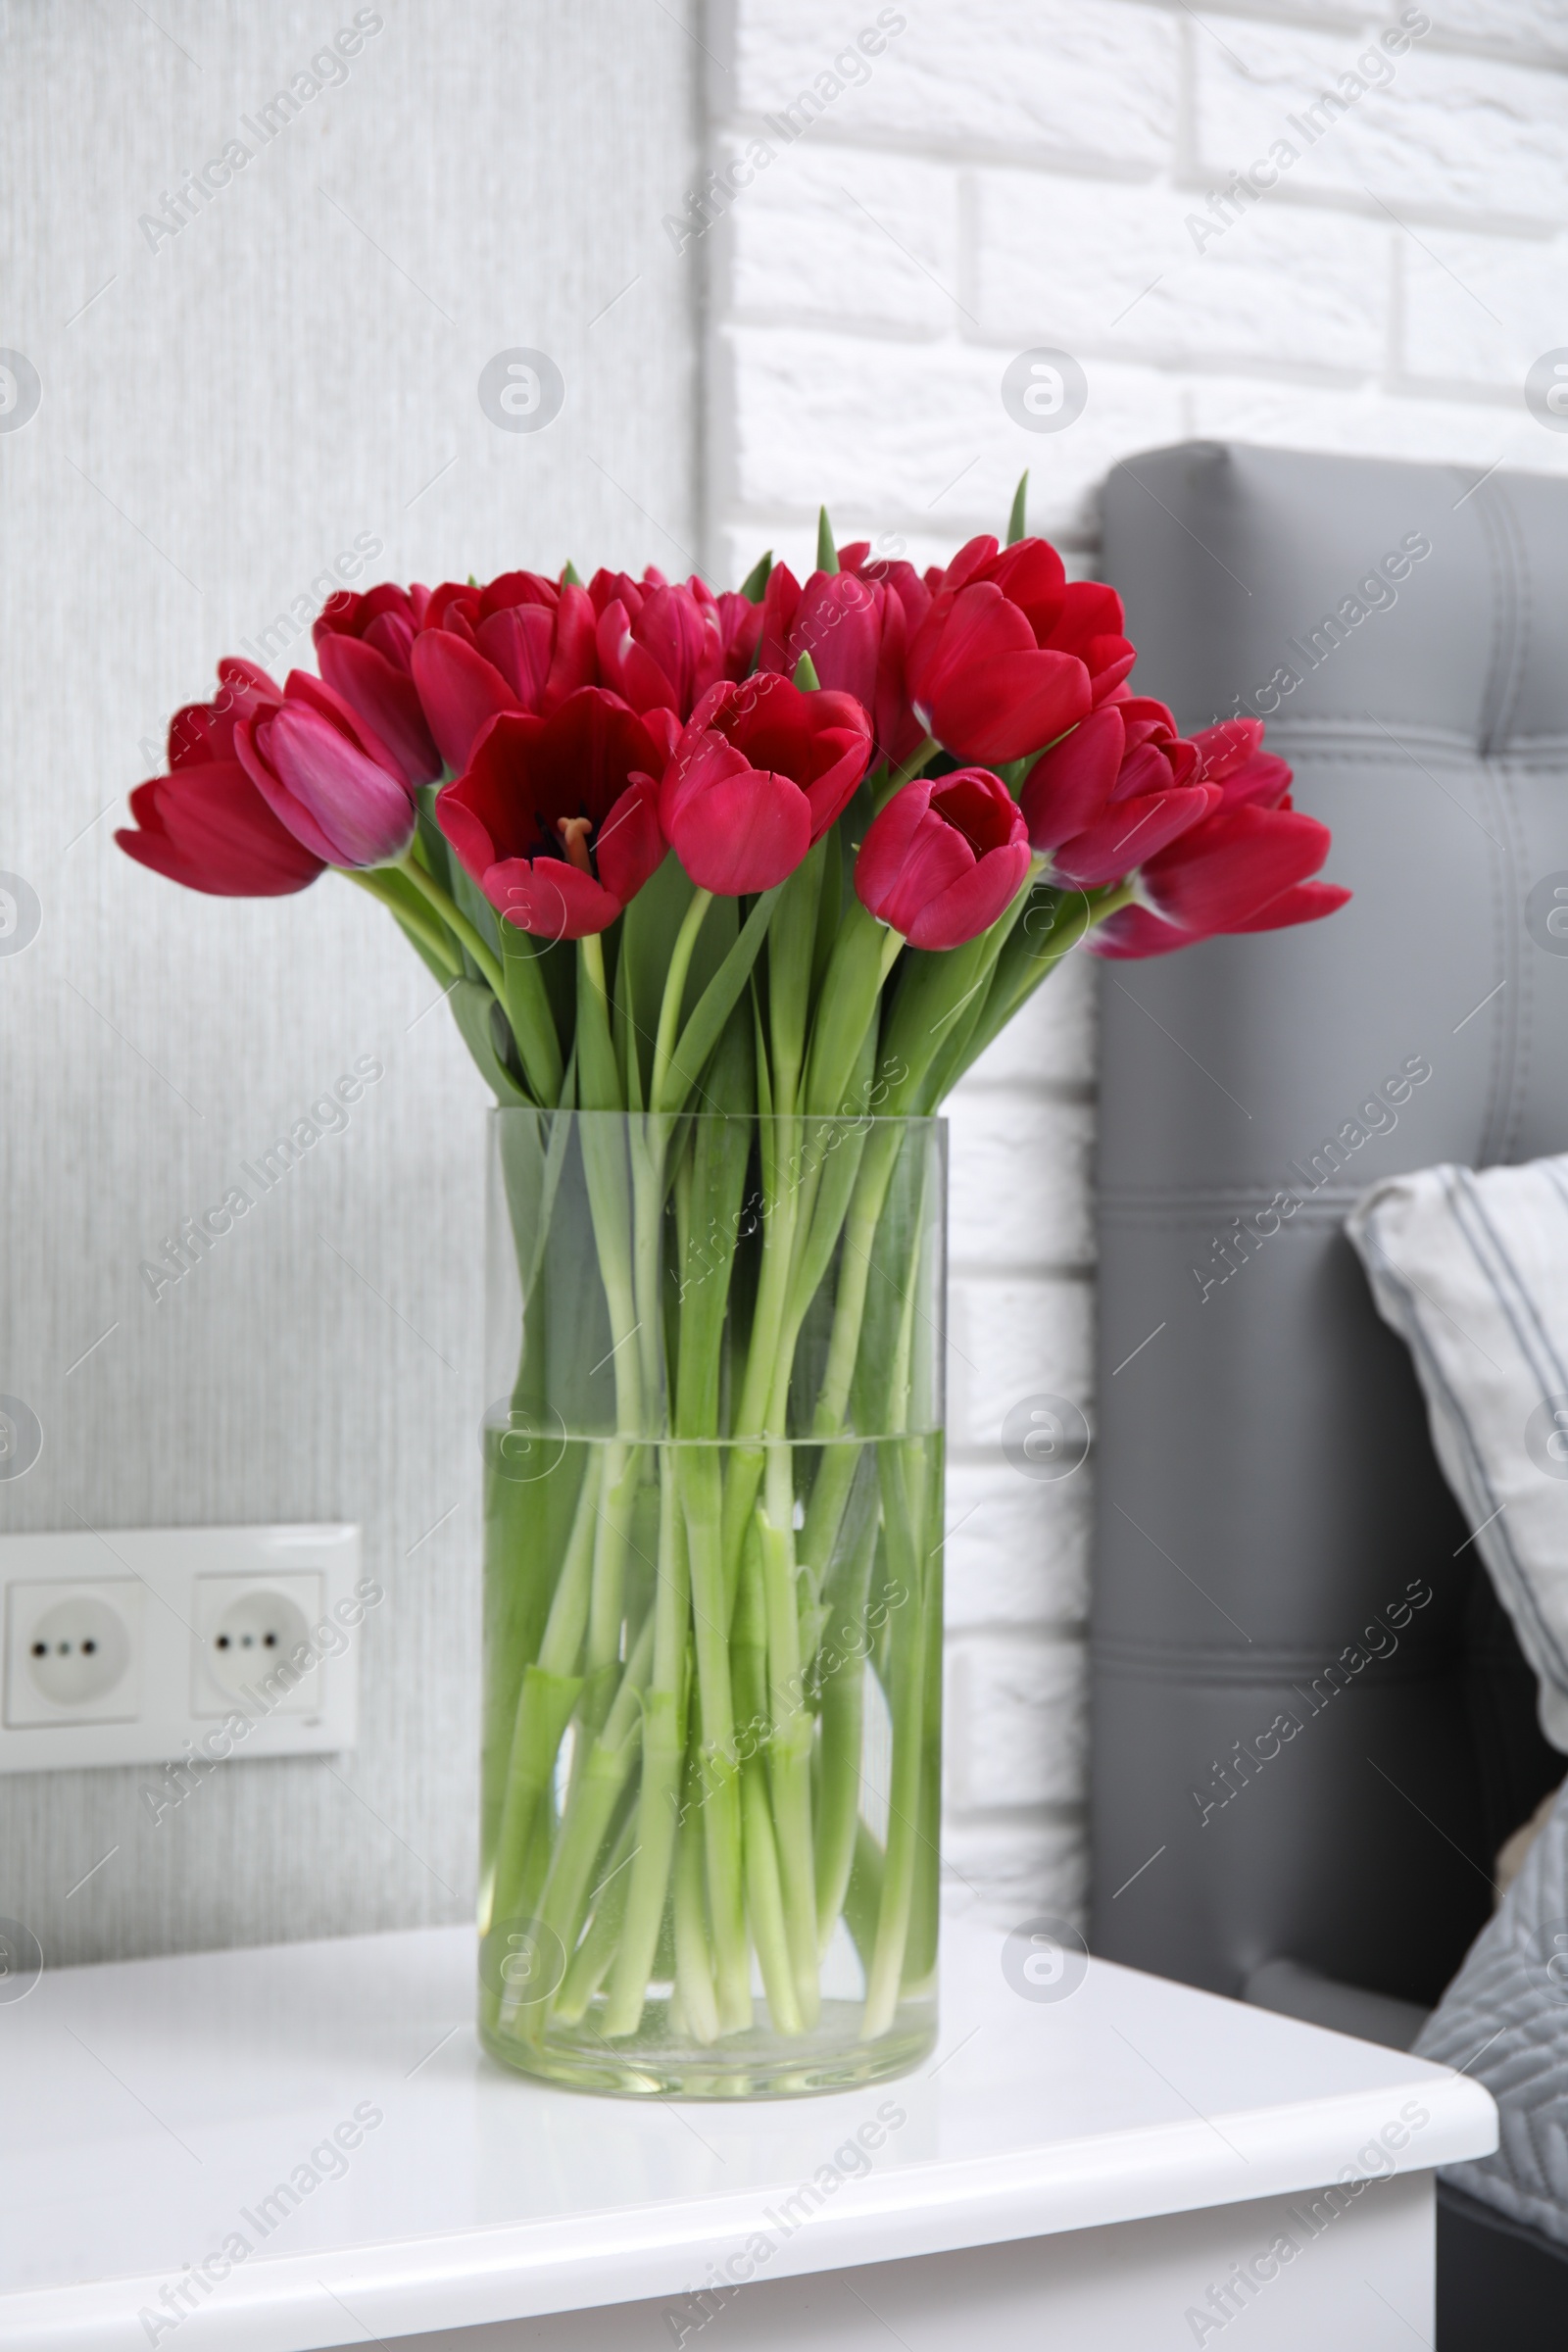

left=1416, top=1780, right=1568, bottom=2248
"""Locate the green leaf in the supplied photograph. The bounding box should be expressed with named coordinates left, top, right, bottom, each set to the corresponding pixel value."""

left=448, top=978, right=532, bottom=1105
left=738, top=550, right=773, bottom=603
left=390, top=913, right=459, bottom=992
left=815, top=507, right=839, bottom=573
left=938, top=884, right=1095, bottom=1095
left=413, top=787, right=457, bottom=894
left=500, top=922, right=566, bottom=1104
left=448, top=855, right=502, bottom=964
left=765, top=840, right=824, bottom=1115
left=562, top=559, right=584, bottom=587
left=809, top=814, right=844, bottom=1009
left=656, top=887, right=783, bottom=1116
left=1006, top=470, right=1029, bottom=546
left=620, top=854, right=737, bottom=1103
left=792, top=650, right=821, bottom=691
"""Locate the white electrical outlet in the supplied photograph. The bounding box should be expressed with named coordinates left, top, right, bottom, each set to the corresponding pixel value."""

left=5, top=1581, right=143, bottom=1728
left=192, top=1573, right=323, bottom=1718
left=0, top=1526, right=365, bottom=1773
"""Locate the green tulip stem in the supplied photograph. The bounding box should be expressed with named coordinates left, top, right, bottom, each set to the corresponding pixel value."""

left=603, top=1458, right=690, bottom=2036
left=396, top=854, right=507, bottom=1002
left=339, top=866, right=462, bottom=975
left=650, top=889, right=713, bottom=1109
left=873, top=735, right=940, bottom=809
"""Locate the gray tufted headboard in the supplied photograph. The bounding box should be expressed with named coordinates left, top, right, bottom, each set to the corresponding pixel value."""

left=1089, top=441, right=1568, bottom=2021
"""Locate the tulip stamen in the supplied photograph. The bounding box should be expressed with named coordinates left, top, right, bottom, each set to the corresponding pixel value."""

left=556, top=815, right=594, bottom=873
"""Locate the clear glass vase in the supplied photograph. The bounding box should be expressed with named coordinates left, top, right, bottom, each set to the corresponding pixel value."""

left=476, top=1108, right=946, bottom=2097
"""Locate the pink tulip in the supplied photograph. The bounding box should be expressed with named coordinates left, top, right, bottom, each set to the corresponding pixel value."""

left=235, top=672, right=416, bottom=867
left=117, top=661, right=325, bottom=898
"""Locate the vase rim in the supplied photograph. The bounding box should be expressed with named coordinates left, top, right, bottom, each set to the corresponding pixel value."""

left=487, top=1107, right=946, bottom=1128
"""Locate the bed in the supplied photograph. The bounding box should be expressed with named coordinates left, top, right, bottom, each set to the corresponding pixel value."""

left=1089, top=439, right=1568, bottom=2343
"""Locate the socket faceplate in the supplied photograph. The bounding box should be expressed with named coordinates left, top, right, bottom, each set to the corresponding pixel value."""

left=0, top=1526, right=365, bottom=1772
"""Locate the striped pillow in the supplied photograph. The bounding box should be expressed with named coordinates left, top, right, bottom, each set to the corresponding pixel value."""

left=1348, top=1156, right=1568, bottom=1752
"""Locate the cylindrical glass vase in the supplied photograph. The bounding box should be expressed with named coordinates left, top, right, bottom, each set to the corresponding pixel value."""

left=476, top=1108, right=946, bottom=2098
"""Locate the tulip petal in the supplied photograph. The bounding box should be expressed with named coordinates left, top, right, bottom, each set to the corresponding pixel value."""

left=906, top=839, right=1031, bottom=951
left=1088, top=646, right=1138, bottom=705
left=317, top=632, right=441, bottom=786
left=668, top=764, right=810, bottom=894
left=256, top=707, right=416, bottom=866
left=1208, top=750, right=1294, bottom=812
left=928, top=647, right=1091, bottom=763
left=853, top=776, right=933, bottom=914
left=1144, top=806, right=1333, bottom=934
left=477, top=601, right=559, bottom=706
left=938, top=536, right=1001, bottom=594
left=1051, top=786, right=1214, bottom=889
left=1086, top=905, right=1198, bottom=959
left=235, top=718, right=339, bottom=863
left=1190, top=717, right=1265, bottom=783
left=594, top=777, right=666, bottom=909
left=1021, top=706, right=1125, bottom=852
left=872, top=812, right=975, bottom=936
left=787, top=574, right=880, bottom=708
left=484, top=855, right=622, bottom=941
left=760, top=563, right=803, bottom=674
left=1224, top=879, right=1351, bottom=932
left=546, top=583, right=600, bottom=709
left=118, top=763, right=323, bottom=897
left=410, top=630, right=519, bottom=770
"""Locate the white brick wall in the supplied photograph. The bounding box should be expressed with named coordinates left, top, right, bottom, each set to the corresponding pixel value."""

left=699, top=0, right=1568, bottom=1927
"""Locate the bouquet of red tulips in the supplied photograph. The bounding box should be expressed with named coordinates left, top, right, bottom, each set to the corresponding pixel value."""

left=119, top=486, right=1345, bottom=2095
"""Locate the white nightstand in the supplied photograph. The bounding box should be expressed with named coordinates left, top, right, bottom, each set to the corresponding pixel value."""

left=1, top=1912, right=1494, bottom=2350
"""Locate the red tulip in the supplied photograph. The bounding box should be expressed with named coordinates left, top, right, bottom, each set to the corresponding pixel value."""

left=593, top=575, right=758, bottom=720
left=704, top=580, right=766, bottom=682
left=410, top=571, right=598, bottom=771
left=1045, top=578, right=1136, bottom=708
left=1019, top=706, right=1125, bottom=855
left=587, top=564, right=669, bottom=615
left=856, top=769, right=1031, bottom=950
left=934, top=537, right=1135, bottom=704
left=314, top=584, right=442, bottom=787
left=436, top=688, right=670, bottom=940
left=660, top=673, right=871, bottom=895
left=1089, top=728, right=1349, bottom=957
left=758, top=559, right=931, bottom=771
left=165, top=657, right=281, bottom=767
left=760, top=565, right=878, bottom=706
left=117, top=661, right=324, bottom=897
left=235, top=672, right=416, bottom=867
left=834, top=543, right=934, bottom=769
left=1050, top=782, right=1217, bottom=891
left=1040, top=698, right=1212, bottom=887
left=1141, top=804, right=1338, bottom=934
left=1105, top=698, right=1200, bottom=797
left=1189, top=716, right=1295, bottom=811
left=906, top=535, right=1094, bottom=763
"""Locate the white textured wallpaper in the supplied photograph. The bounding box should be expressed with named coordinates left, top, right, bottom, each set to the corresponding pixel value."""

left=0, top=0, right=702, bottom=1964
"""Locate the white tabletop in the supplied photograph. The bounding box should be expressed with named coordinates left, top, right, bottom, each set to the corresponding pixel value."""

left=1, top=1914, right=1495, bottom=2351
